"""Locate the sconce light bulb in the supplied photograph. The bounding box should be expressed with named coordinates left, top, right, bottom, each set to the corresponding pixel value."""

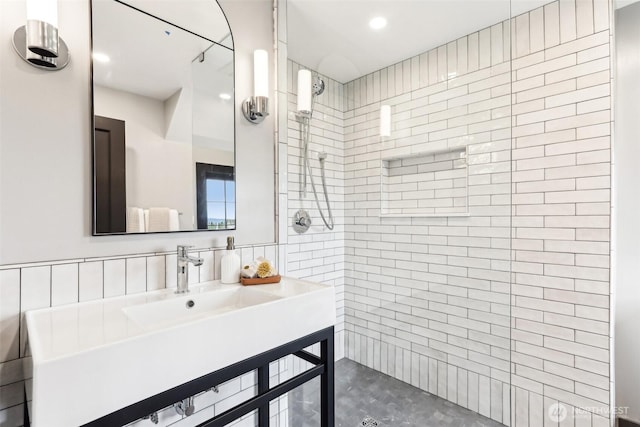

left=26, top=0, right=58, bottom=27
left=242, top=50, right=269, bottom=124
left=253, top=49, right=268, bottom=98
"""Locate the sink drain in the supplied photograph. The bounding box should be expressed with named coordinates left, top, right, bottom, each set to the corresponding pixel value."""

left=186, top=300, right=195, bottom=308
left=361, top=416, right=380, bottom=426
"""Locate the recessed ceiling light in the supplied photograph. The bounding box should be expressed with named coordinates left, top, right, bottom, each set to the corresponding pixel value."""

left=369, top=17, right=387, bottom=30
left=219, top=93, right=232, bottom=100
left=92, top=52, right=110, bottom=63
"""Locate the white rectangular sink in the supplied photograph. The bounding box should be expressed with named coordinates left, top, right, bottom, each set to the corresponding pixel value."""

left=26, top=277, right=336, bottom=427
left=122, top=287, right=282, bottom=329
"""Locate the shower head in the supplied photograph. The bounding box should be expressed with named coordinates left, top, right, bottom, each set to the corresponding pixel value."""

left=313, top=77, right=325, bottom=96
left=318, top=152, right=327, bottom=161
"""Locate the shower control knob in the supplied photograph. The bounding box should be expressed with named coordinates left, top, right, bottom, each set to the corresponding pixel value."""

left=293, top=209, right=312, bottom=234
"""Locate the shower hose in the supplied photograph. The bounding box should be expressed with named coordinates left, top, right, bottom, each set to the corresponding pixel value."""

left=300, top=98, right=334, bottom=230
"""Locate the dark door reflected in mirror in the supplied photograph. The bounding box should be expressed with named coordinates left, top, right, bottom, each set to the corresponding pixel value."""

left=91, top=0, right=235, bottom=235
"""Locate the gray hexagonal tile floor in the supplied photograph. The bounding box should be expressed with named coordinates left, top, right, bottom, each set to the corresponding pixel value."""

left=289, top=359, right=506, bottom=427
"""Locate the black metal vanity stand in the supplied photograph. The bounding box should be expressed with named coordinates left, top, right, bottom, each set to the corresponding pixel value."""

left=26, top=326, right=335, bottom=427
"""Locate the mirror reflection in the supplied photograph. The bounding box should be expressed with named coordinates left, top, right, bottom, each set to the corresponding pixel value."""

left=91, top=0, right=235, bottom=235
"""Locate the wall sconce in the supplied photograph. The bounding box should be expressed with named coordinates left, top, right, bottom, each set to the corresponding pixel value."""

left=12, top=0, right=70, bottom=70
left=242, top=49, right=269, bottom=124
left=380, top=105, right=391, bottom=137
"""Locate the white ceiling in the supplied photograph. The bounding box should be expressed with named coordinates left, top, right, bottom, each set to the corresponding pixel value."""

left=288, top=0, right=560, bottom=83
left=617, top=0, right=640, bottom=8
left=92, top=0, right=232, bottom=101
left=117, top=0, right=233, bottom=48
left=92, top=0, right=235, bottom=152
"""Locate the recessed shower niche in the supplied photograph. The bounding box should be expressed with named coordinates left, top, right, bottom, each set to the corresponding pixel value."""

left=380, top=147, right=468, bottom=217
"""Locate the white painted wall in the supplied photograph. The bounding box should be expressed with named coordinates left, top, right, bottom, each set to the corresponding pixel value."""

left=615, top=3, right=640, bottom=423
left=193, top=144, right=234, bottom=167
left=94, top=85, right=195, bottom=228
left=0, top=0, right=275, bottom=265
left=94, top=85, right=236, bottom=230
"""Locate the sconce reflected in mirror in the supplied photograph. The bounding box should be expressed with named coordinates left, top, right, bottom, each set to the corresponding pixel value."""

left=242, top=49, right=269, bottom=124
left=12, top=0, right=70, bottom=70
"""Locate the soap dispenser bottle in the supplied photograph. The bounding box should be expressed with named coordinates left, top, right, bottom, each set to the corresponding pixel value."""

left=221, top=236, right=241, bottom=283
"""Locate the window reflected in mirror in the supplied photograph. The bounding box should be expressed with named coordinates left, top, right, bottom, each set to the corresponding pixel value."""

left=195, top=163, right=235, bottom=230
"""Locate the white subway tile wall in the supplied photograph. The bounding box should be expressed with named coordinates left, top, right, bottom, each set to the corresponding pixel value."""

left=343, top=16, right=515, bottom=422
left=123, top=358, right=292, bottom=426
left=511, top=1, right=612, bottom=425
left=286, top=60, right=346, bottom=362
left=339, top=1, right=611, bottom=427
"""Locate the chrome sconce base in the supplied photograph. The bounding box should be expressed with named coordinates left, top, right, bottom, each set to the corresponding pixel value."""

left=12, top=24, right=70, bottom=71
left=242, top=95, right=269, bottom=124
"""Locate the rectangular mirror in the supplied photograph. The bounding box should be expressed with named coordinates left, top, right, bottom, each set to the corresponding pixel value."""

left=91, top=0, right=235, bottom=235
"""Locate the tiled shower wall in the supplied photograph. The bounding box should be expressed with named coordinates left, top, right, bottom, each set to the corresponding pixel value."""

left=0, top=244, right=286, bottom=426
left=285, top=59, right=346, bottom=361
left=343, top=21, right=514, bottom=426
left=340, top=1, right=612, bottom=427
left=510, top=2, right=612, bottom=426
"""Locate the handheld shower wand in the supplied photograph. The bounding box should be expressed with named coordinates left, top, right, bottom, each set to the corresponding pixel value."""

left=296, top=72, right=334, bottom=231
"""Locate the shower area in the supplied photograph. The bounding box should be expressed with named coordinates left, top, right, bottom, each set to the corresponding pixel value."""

left=276, top=0, right=613, bottom=426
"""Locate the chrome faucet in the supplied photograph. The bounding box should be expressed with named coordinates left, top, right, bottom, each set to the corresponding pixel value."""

left=176, top=245, right=204, bottom=294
